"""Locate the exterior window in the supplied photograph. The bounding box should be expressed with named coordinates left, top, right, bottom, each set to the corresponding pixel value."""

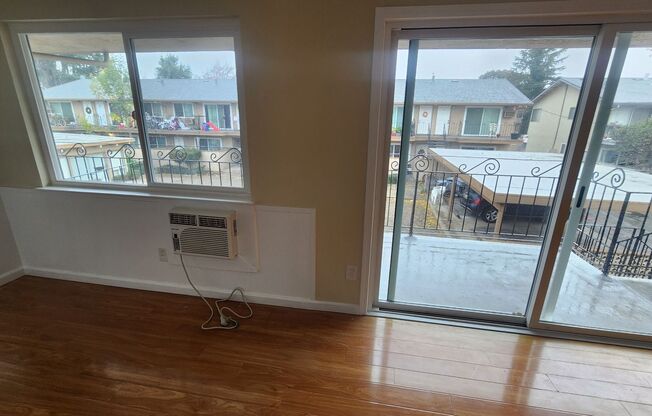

left=205, top=104, right=232, bottom=130
left=174, top=103, right=194, bottom=117
left=149, top=136, right=168, bottom=149
left=143, top=102, right=163, bottom=117
left=463, top=107, right=501, bottom=136
left=568, top=106, right=576, bottom=119
left=26, top=32, right=143, bottom=185
left=390, top=143, right=401, bottom=157
left=20, top=24, right=247, bottom=193
left=48, top=102, right=75, bottom=125
left=531, top=108, right=542, bottom=122
left=198, top=138, right=223, bottom=151
left=392, top=106, right=404, bottom=131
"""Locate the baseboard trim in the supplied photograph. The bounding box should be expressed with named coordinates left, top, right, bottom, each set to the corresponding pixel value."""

left=22, top=267, right=360, bottom=315
left=0, top=267, right=24, bottom=286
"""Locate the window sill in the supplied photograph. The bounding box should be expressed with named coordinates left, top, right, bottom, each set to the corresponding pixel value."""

left=38, top=185, right=253, bottom=205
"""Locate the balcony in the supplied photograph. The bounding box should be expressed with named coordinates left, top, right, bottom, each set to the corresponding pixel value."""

left=51, top=115, right=240, bottom=137
left=393, top=121, right=523, bottom=140
left=58, top=143, right=244, bottom=188
left=382, top=149, right=652, bottom=330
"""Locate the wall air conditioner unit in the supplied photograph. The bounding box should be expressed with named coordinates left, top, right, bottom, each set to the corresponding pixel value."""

left=169, top=208, right=238, bottom=259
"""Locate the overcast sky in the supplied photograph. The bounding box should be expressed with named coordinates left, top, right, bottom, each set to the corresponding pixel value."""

left=396, top=47, right=652, bottom=79
left=135, top=51, right=236, bottom=79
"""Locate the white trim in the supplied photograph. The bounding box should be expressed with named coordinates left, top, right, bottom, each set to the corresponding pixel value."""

left=22, top=266, right=360, bottom=315
left=0, top=267, right=23, bottom=286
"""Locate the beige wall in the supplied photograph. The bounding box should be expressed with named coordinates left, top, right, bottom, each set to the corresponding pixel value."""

left=0, top=0, right=528, bottom=304
left=526, top=84, right=579, bottom=153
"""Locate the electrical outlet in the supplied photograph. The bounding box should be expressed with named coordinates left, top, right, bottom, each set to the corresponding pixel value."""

left=158, top=248, right=168, bottom=262
left=345, top=265, right=358, bottom=281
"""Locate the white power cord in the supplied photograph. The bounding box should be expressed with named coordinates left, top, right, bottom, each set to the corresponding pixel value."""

left=179, top=251, right=253, bottom=330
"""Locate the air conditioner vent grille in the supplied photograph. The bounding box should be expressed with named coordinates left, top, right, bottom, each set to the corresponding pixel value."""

left=179, top=228, right=230, bottom=258
left=198, top=215, right=227, bottom=229
left=170, top=213, right=197, bottom=226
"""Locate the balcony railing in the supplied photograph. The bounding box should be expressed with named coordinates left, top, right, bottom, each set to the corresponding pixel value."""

left=394, top=121, right=522, bottom=139
left=51, top=115, right=239, bottom=134
left=60, top=143, right=244, bottom=188
left=386, top=155, right=652, bottom=279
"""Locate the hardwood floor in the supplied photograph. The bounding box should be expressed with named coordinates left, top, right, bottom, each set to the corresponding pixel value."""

left=1, top=276, right=651, bottom=415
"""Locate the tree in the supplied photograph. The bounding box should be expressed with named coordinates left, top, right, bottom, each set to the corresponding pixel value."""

left=90, top=58, right=132, bottom=124
left=202, top=62, right=235, bottom=80
left=155, top=54, right=192, bottom=79
left=512, top=48, right=567, bottom=98
left=611, top=120, right=652, bottom=172
left=480, top=48, right=567, bottom=99
left=34, top=54, right=104, bottom=88
left=480, top=69, right=529, bottom=93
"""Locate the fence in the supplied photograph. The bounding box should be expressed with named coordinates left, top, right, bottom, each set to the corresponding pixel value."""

left=60, top=143, right=244, bottom=188
left=386, top=154, right=652, bottom=278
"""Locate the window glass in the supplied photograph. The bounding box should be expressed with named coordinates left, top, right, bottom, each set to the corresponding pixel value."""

left=174, top=103, right=194, bottom=117
left=26, top=32, right=144, bottom=185
left=133, top=37, right=243, bottom=188
left=531, top=108, right=542, bottom=122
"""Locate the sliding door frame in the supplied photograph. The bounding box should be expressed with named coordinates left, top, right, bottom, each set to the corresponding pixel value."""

left=378, top=24, right=600, bottom=325
left=361, top=1, right=652, bottom=345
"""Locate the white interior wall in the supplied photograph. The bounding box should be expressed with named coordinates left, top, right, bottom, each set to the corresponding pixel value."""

left=0, top=187, right=356, bottom=313
left=0, top=192, right=22, bottom=283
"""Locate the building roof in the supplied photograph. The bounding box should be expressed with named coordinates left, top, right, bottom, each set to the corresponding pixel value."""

left=534, top=77, right=652, bottom=105
left=42, top=77, right=238, bottom=102
left=394, top=79, right=531, bottom=105
left=53, top=132, right=133, bottom=146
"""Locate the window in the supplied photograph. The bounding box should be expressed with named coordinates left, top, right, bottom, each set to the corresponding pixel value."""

left=198, top=138, right=222, bottom=151
left=143, top=102, right=163, bottom=117
left=48, top=102, right=75, bottom=125
left=531, top=108, right=542, bottom=122
left=567, top=106, right=576, bottom=119
left=463, top=107, right=501, bottom=136
left=390, top=143, right=401, bottom=157
left=174, top=103, right=194, bottom=117
left=392, top=106, right=404, bottom=131
left=205, top=104, right=233, bottom=130
left=149, top=136, right=168, bottom=149
left=18, top=21, right=247, bottom=192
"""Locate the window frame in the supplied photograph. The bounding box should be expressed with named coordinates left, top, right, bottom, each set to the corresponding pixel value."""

left=462, top=106, right=503, bottom=136
left=173, top=102, right=194, bottom=118
left=144, top=102, right=164, bottom=117
left=9, top=18, right=251, bottom=200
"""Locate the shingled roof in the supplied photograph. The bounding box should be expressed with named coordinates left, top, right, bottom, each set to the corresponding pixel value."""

left=394, top=78, right=531, bottom=105
left=42, top=77, right=238, bottom=102
left=535, top=77, right=652, bottom=105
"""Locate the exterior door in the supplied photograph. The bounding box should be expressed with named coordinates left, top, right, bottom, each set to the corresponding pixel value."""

left=82, top=101, right=94, bottom=124
left=94, top=102, right=108, bottom=126
left=417, top=105, right=433, bottom=134
left=435, top=105, right=451, bottom=136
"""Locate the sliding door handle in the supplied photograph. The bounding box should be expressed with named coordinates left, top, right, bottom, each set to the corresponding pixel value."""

left=576, top=186, right=586, bottom=208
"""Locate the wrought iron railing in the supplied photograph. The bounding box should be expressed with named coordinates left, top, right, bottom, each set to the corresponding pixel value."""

left=393, top=121, right=522, bottom=139
left=386, top=155, right=652, bottom=279
left=59, top=143, right=243, bottom=188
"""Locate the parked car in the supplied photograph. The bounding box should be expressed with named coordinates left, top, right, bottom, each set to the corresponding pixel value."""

left=460, top=187, right=551, bottom=224
left=435, top=177, right=468, bottom=197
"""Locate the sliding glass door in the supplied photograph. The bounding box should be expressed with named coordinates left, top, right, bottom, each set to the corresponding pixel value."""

left=535, top=30, right=652, bottom=338
left=379, top=27, right=596, bottom=322
left=377, top=24, right=652, bottom=341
